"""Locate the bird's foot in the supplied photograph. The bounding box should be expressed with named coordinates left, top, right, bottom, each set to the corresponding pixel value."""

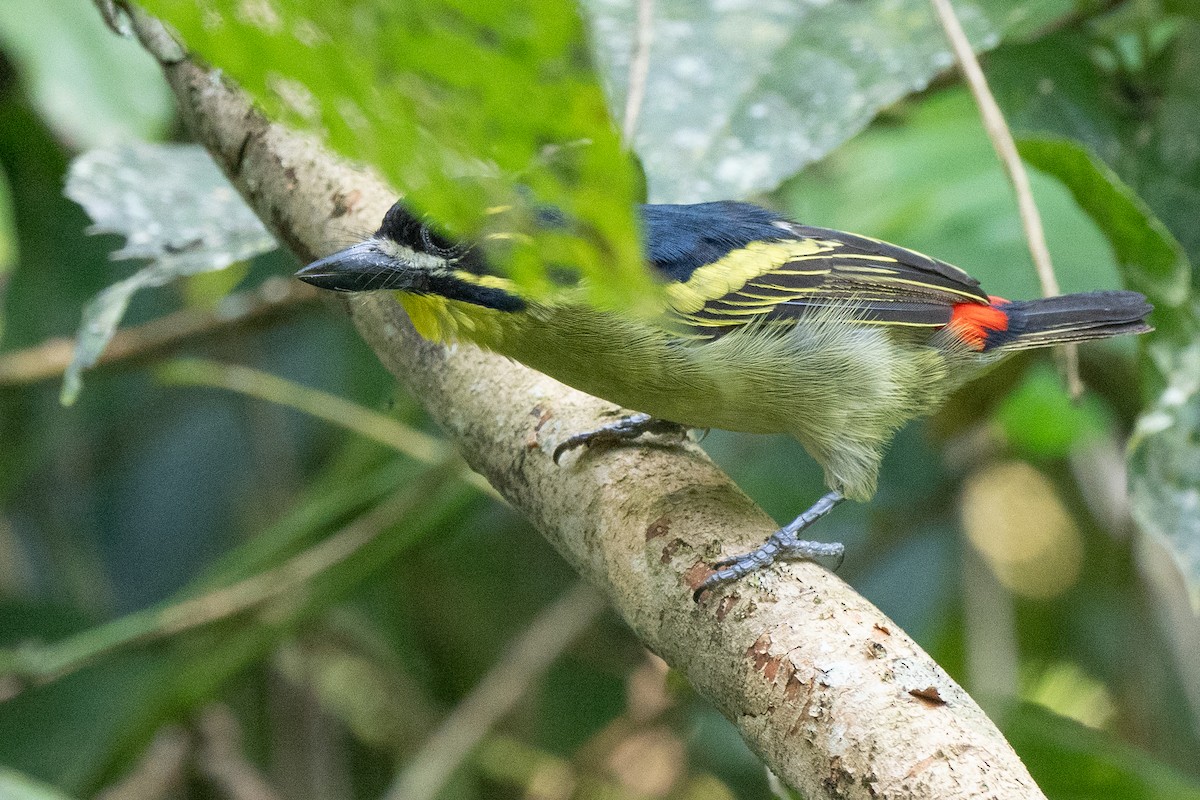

left=693, top=490, right=846, bottom=601
left=553, top=412, right=687, bottom=465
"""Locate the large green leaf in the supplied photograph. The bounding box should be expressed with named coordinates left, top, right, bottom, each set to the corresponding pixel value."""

left=1130, top=334, right=1200, bottom=611
left=1017, top=135, right=1191, bottom=308
left=584, top=0, right=1073, bottom=203
left=138, top=0, right=649, bottom=311
left=60, top=143, right=278, bottom=405
left=0, top=0, right=173, bottom=148
left=1010, top=133, right=1200, bottom=610
left=1001, top=703, right=1200, bottom=800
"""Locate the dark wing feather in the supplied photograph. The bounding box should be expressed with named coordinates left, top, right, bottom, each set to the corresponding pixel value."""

left=661, top=221, right=990, bottom=339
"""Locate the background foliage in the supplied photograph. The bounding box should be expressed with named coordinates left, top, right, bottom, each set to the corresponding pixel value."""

left=0, top=0, right=1198, bottom=798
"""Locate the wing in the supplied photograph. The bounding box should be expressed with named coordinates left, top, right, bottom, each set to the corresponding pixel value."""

left=656, top=221, right=990, bottom=340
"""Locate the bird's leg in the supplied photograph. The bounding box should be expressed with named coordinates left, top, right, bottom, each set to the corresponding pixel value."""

left=553, top=412, right=688, bottom=464
left=693, top=490, right=845, bottom=601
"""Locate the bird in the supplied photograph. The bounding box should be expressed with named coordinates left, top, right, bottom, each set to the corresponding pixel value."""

left=297, top=200, right=1152, bottom=600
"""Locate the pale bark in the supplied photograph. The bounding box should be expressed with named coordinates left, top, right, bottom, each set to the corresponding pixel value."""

left=119, top=7, right=1045, bottom=797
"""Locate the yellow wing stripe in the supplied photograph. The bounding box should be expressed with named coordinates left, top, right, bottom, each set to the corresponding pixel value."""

left=858, top=275, right=985, bottom=301
left=708, top=296, right=794, bottom=307
left=694, top=305, right=783, bottom=317
left=782, top=253, right=899, bottom=264
left=680, top=316, right=744, bottom=328
left=752, top=282, right=821, bottom=292
left=665, top=239, right=835, bottom=313
left=767, top=268, right=832, bottom=277
left=836, top=265, right=901, bottom=274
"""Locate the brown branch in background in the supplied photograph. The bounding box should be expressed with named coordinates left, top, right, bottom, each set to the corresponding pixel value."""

left=111, top=3, right=1048, bottom=797
left=385, top=583, right=607, bottom=800
left=157, top=357, right=499, bottom=496
left=928, top=0, right=1082, bottom=396
left=621, top=0, right=654, bottom=145
left=94, top=726, right=191, bottom=800
left=0, top=277, right=319, bottom=386
left=196, top=706, right=287, bottom=800
left=156, top=465, right=456, bottom=638
left=2, top=464, right=458, bottom=691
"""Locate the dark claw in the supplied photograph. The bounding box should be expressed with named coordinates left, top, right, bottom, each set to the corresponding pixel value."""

left=552, top=412, right=686, bottom=465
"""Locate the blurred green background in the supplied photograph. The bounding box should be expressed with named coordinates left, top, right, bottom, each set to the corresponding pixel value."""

left=0, top=0, right=1198, bottom=799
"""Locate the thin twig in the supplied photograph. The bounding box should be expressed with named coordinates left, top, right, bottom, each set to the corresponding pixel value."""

left=94, top=726, right=192, bottom=800
left=156, top=357, right=499, bottom=497
left=621, top=0, right=654, bottom=145
left=156, top=466, right=457, bottom=637
left=0, top=278, right=318, bottom=386
left=928, top=0, right=1082, bottom=396
left=384, top=583, right=606, bottom=800
left=196, top=706, right=287, bottom=800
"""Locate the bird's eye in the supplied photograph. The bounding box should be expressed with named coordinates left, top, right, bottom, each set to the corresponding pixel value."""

left=419, top=225, right=464, bottom=259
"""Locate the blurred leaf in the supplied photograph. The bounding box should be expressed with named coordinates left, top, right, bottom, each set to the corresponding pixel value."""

left=0, top=601, right=168, bottom=793
left=1130, top=334, right=1200, bottom=612
left=585, top=0, right=1072, bottom=203
left=990, top=22, right=1200, bottom=277
left=1016, top=135, right=1191, bottom=307
left=0, top=767, right=80, bottom=800
left=275, top=630, right=437, bottom=751
left=1163, top=0, right=1200, bottom=22
left=139, top=0, right=649, bottom=312
left=996, top=364, right=1110, bottom=459
left=1138, top=21, right=1200, bottom=275
left=0, top=159, right=14, bottom=345
left=0, top=0, right=173, bottom=148
left=60, top=142, right=277, bottom=405
left=181, top=261, right=251, bottom=310
left=1008, top=128, right=1200, bottom=611
left=0, top=460, right=478, bottom=791
left=1001, top=702, right=1200, bottom=800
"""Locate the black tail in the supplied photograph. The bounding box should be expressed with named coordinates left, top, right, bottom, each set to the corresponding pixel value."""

left=1000, top=290, right=1153, bottom=350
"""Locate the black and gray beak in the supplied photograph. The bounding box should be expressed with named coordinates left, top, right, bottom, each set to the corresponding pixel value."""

left=295, top=241, right=412, bottom=293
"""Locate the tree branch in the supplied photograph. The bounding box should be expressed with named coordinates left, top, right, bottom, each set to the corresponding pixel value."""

left=118, top=6, right=1045, bottom=797
left=0, top=278, right=317, bottom=386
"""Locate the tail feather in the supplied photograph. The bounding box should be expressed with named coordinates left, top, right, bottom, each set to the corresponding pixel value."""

left=997, top=290, right=1153, bottom=351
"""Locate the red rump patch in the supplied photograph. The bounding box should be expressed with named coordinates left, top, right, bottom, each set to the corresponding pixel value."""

left=949, top=296, right=1011, bottom=351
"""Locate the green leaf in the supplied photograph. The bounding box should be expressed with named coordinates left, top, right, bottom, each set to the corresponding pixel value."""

left=996, top=364, right=1110, bottom=459
left=1006, top=133, right=1200, bottom=610
left=1016, top=135, right=1192, bottom=307
left=1163, top=0, right=1200, bottom=23
left=1130, top=334, right=1200, bottom=611
left=0, top=159, right=15, bottom=346
left=1001, top=702, right=1200, bottom=800
left=0, top=0, right=173, bottom=147
left=584, top=0, right=1073, bottom=203
left=60, top=143, right=277, bottom=405
left=138, top=0, right=649, bottom=311
left=0, top=767, right=80, bottom=800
